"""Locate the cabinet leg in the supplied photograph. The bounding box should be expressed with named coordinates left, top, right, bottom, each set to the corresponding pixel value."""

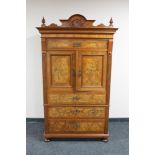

left=102, top=138, right=108, bottom=143
left=44, top=138, right=50, bottom=142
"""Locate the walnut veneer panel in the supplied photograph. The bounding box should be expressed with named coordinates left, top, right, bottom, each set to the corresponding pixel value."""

left=47, top=106, right=106, bottom=118
left=48, top=120, right=105, bottom=133
left=47, top=39, right=108, bottom=49
left=47, top=93, right=106, bottom=105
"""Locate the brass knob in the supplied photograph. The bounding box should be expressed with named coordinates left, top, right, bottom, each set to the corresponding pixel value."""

left=75, top=109, right=80, bottom=113
left=75, top=95, right=80, bottom=100
left=72, top=96, right=76, bottom=100
left=72, top=95, right=80, bottom=100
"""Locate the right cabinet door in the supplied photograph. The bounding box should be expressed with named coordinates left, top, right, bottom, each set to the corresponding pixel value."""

left=76, top=50, right=107, bottom=92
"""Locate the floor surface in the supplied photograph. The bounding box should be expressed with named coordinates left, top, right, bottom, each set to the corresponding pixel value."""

left=26, top=121, right=129, bottom=155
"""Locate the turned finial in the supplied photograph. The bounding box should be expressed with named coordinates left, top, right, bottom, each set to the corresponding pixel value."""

left=109, top=17, right=113, bottom=27
left=41, top=17, right=46, bottom=27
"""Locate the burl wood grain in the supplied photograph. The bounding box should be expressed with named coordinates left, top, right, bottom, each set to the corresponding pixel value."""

left=47, top=39, right=108, bottom=49
left=82, top=55, right=103, bottom=86
left=76, top=51, right=107, bottom=91
left=47, top=106, right=106, bottom=118
left=46, top=51, right=75, bottom=92
left=47, top=93, right=106, bottom=105
left=51, top=55, right=71, bottom=85
left=48, top=120, right=105, bottom=132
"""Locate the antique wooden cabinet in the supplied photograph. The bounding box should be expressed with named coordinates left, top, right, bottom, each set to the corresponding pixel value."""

left=37, top=14, right=118, bottom=142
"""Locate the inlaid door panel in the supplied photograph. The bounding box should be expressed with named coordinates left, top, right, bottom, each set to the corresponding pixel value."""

left=76, top=50, right=107, bottom=91
left=48, top=119, right=105, bottom=133
left=47, top=51, right=75, bottom=92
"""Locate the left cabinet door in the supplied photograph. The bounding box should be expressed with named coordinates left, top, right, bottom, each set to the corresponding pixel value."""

left=46, top=51, right=75, bottom=92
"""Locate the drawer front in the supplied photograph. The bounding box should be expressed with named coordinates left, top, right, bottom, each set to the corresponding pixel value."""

left=47, top=39, right=108, bottom=49
left=47, top=106, right=106, bottom=118
left=48, top=94, right=75, bottom=104
left=48, top=94, right=106, bottom=105
left=48, top=120, right=105, bottom=133
left=77, top=94, right=106, bottom=104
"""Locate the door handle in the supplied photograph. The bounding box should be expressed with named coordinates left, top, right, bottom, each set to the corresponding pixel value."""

left=72, top=68, right=76, bottom=77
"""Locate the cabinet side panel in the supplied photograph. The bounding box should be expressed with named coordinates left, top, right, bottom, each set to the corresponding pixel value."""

left=105, top=39, right=113, bottom=133
left=42, top=53, right=48, bottom=133
left=42, top=53, right=47, bottom=104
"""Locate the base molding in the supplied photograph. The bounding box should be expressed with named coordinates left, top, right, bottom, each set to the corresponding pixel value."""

left=44, top=133, right=109, bottom=139
left=26, top=118, right=129, bottom=122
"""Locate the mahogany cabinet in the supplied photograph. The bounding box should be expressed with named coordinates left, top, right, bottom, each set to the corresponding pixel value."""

left=37, top=14, right=118, bottom=142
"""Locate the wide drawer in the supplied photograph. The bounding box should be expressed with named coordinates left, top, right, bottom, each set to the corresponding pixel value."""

left=47, top=119, right=105, bottom=133
left=47, top=106, right=106, bottom=118
left=47, top=39, right=108, bottom=49
left=48, top=93, right=106, bottom=105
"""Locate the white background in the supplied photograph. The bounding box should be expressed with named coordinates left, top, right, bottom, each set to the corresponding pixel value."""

left=26, top=0, right=129, bottom=118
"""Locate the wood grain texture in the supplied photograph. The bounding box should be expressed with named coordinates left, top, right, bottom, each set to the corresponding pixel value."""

left=47, top=39, right=108, bottom=49
left=47, top=119, right=105, bottom=133
left=46, top=51, right=75, bottom=92
left=37, top=14, right=118, bottom=140
left=51, top=55, right=71, bottom=85
left=47, top=106, right=106, bottom=118
left=76, top=50, right=107, bottom=92
left=47, top=93, right=106, bottom=105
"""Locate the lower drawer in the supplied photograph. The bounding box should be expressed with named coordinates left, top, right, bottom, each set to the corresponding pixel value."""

left=47, top=119, right=105, bottom=133
left=48, top=93, right=106, bottom=105
left=47, top=106, right=106, bottom=118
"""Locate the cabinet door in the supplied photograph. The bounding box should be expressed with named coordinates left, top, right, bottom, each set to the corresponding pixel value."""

left=76, top=50, right=107, bottom=92
left=47, top=51, right=75, bottom=92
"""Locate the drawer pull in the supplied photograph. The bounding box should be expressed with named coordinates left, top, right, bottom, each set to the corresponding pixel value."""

left=72, top=95, right=80, bottom=100
left=75, top=96, right=80, bottom=100
left=71, top=122, right=80, bottom=129
left=72, top=68, right=76, bottom=77
left=71, top=109, right=80, bottom=113
left=75, top=109, right=80, bottom=113
left=73, top=42, right=81, bottom=47
left=72, top=96, right=76, bottom=100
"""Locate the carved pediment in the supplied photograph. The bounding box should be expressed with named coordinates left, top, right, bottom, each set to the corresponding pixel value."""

left=40, top=14, right=114, bottom=28
left=60, top=14, right=95, bottom=28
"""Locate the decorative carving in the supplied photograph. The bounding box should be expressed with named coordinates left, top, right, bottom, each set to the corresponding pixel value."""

left=60, top=14, right=89, bottom=27
left=71, top=19, right=85, bottom=27
left=48, top=23, right=58, bottom=27
left=42, top=14, right=114, bottom=28
left=109, top=17, right=113, bottom=27
left=97, top=23, right=106, bottom=27
left=41, top=17, right=46, bottom=27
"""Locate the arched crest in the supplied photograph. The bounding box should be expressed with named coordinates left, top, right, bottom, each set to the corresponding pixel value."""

left=60, top=14, right=94, bottom=27
left=39, top=14, right=115, bottom=28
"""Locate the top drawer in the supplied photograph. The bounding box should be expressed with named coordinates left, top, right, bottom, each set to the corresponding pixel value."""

left=46, top=39, right=108, bottom=50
